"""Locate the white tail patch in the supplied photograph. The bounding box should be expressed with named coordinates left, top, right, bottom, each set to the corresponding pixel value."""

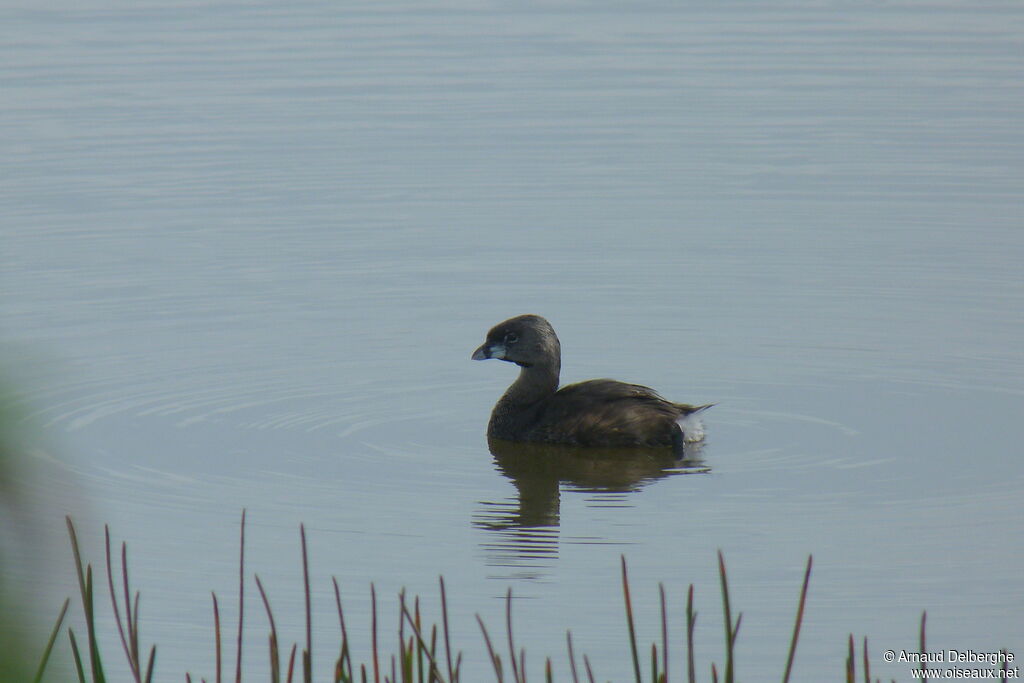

left=676, top=412, right=706, bottom=442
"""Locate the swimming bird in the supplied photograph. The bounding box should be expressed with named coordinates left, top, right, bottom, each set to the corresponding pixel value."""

left=471, top=314, right=711, bottom=450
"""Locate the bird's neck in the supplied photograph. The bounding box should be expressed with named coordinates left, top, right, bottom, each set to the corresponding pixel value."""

left=502, top=361, right=560, bottom=405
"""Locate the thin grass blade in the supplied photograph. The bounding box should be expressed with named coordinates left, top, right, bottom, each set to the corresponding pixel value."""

left=212, top=593, right=222, bottom=683
left=505, top=589, right=521, bottom=683
left=66, top=518, right=106, bottom=683
left=782, top=555, right=812, bottom=683
left=33, top=597, right=70, bottom=683
left=439, top=577, right=455, bottom=683
left=301, top=523, right=312, bottom=683
left=236, top=510, right=246, bottom=683
left=717, top=551, right=734, bottom=683
left=582, top=655, right=595, bottom=683
left=476, top=614, right=504, bottom=683
left=333, top=577, right=353, bottom=681
left=396, top=600, right=448, bottom=683
left=862, top=636, right=870, bottom=683
left=372, top=583, right=380, bottom=683
left=84, top=565, right=107, bottom=682
left=620, top=556, right=642, bottom=683
left=68, top=629, right=86, bottom=683
left=286, top=643, right=297, bottom=683
left=919, top=612, right=928, bottom=683
left=659, top=583, right=668, bottom=683
left=143, top=645, right=156, bottom=683
left=255, top=575, right=281, bottom=683
left=845, top=634, right=855, bottom=683
left=686, top=584, right=697, bottom=683
left=123, top=542, right=141, bottom=677
left=103, top=529, right=136, bottom=681
left=566, top=632, right=580, bottom=683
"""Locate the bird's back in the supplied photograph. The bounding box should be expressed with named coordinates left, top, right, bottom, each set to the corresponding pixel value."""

left=526, top=379, right=707, bottom=448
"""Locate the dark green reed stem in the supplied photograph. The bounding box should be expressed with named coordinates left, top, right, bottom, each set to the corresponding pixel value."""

left=686, top=584, right=697, bottom=683
left=845, top=634, right=855, bottom=683
left=398, top=592, right=409, bottom=682
left=104, top=527, right=137, bottom=682
left=919, top=612, right=928, bottom=683
left=620, top=556, right=642, bottom=683
left=781, top=555, right=812, bottom=683
left=68, top=629, right=86, bottom=683
left=566, top=632, right=580, bottom=683
left=126, top=545, right=143, bottom=678
left=505, top=589, right=522, bottom=683
left=862, top=637, right=870, bottom=683
left=254, top=575, right=281, bottom=683
left=34, top=598, right=70, bottom=683
left=66, top=517, right=106, bottom=683
left=582, top=654, right=596, bottom=683
left=426, top=623, right=437, bottom=683
left=397, top=597, right=447, bottom=683
left=425, top=610, right=438, bottom=683
left=142, top=645, right=156, bottom=683
left=301, top=524, right=312, bottom=683
left=236, top=510, right=246, bottom=683
left=476, top=614, right=504, bottom=683
left=659, top=583, right=668, bottom=683
left=127, top=553, right=142, bottom=678
left=439, top=577, right=455, bottom=683
left=212, top=592, right=222, bottom=683
left=333, top=577, right=353, bottom=682
left=371, top=583, right=380, bottom=683
left=286, top=643, right=297, bottom=683
left=429, top=622, right=440, bottom=682
left=717, top=551, right=737, bottom=683
left=414, top=597, right=424, bottom=683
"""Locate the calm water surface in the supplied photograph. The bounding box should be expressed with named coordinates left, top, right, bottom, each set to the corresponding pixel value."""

left=3, top=1, right=1022, bottom=680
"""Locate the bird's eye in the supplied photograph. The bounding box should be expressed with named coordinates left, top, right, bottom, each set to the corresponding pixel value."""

left=504, top=332, right=518, bottom=344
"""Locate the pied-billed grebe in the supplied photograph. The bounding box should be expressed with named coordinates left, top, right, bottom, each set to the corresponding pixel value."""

left=472, top=314, right=711, bottom=449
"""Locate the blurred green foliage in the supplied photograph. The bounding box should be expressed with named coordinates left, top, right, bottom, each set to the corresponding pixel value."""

left=0, top=373, right=41, bottom=680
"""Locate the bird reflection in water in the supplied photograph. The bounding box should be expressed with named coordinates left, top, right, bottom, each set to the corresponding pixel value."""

left=473, top=436, right=709, bottom=579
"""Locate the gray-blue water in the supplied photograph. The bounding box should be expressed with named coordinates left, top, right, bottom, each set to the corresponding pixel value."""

left=3, top=1, right=1022, bottom=680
